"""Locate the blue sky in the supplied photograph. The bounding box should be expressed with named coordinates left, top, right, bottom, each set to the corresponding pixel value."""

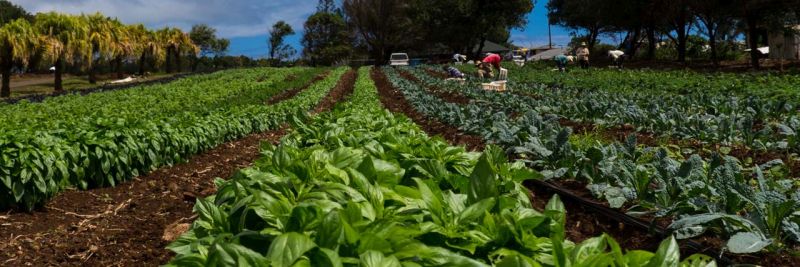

left=16, top=0, right=574, bottom=58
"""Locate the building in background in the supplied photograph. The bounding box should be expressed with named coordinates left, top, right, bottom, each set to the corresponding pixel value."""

left=768, top=25, right=800, bottom=60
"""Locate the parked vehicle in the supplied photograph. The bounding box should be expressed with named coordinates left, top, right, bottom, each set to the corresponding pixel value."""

left=389, top=53, right=409, bottom=66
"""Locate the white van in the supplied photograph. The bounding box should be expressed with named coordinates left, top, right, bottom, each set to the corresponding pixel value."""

left=389, top=53, right=409, bottom=66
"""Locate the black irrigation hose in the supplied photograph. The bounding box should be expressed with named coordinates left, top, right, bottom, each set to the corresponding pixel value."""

left=526, top=179, right=736, bottom=265
left=2, top=70, right=216, bottom=105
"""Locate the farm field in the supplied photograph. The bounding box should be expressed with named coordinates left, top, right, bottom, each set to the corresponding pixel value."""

left=1, top=64, right=797, bottom=266
left=6, top=0, right=800, bottom=265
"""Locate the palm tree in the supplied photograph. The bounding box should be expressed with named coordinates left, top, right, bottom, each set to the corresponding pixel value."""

left=83, top=13, right=115, bottom=84
left=109, top=21, right=136, bottom=79
left=130, top=24, right=164, bottom=76
left=35, top=12, right=91, bottom=91
left=0, top=18, right=38, bottom=97
left=158, top=27, right=198, bottom=73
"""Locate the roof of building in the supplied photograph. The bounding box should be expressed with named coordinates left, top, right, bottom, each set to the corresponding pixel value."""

left=473, top=41, right=511, bottom=53
left=529, top=48, right=568, bottom=60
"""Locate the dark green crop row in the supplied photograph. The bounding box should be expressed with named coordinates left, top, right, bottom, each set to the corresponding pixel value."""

left=0, top=67, right=345, bottom=210
left=425, top=65, right=800, bottom=153
left=386, top=66, right=799, bottom=257
left=166, top=68, right=714, bottom=266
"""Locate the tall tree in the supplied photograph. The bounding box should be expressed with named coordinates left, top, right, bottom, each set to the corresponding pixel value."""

left=463, top=0, right=534, bottom=58
left=109, top=21, right=136, bottom=79
left=0, top=0, right=31, bottom=25
left=662, top=0, right=695, bottom=62
left=159, top=27, right=197, bottom=73
left=35, top=12, right=91, bottom=91
left=0, top=18, right=37, bottom=97
left=691, top=0, right=735, bottom=66
left=213, top=38, right=230, bottom=56
left=190, top=24, right=227, bottom=70
left=302, top=0, right=352, bottom=66
left=129, top=24, right=165, bottom=76
left=83, top=13, right=116, bottom=84
left=343, top=0, right=415, bottom=65
left=548, top=0, right=610, bottom=53
left=268, top=21, right=295, bottom=64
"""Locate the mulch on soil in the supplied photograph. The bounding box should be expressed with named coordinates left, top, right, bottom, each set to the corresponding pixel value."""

left=372, top=68, right=484, bottom=151
left=0, top=128, right=286, bottom=266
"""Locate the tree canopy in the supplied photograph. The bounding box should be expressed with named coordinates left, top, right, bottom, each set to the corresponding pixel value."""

left=268, top=21, right=296, bottom=63
left=0, top=0, right=31, bottom=25
left=302, top=0, right=352, bottom=66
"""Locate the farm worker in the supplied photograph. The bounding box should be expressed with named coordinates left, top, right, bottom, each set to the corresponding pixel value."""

left=554, top=54, right=569, bottom=72
left=576, top=42, right=590, bottom=69
left=443, top=65, right=465, bottom=79
left=453, top=53, right=467, bottom=63
left=481, top=53, right=502, bottom=70
left=475, top=61, right=494, bottom=79
left=608, top=50, right=626, bottom=69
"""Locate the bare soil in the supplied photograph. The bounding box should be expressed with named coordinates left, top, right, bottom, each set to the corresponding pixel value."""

left=0, top=128, right=287, bottom=266
left=313, top=69, right=356, bottom=113
left=372, top=68, right=485, bottom=151
left=267, top=71, right=330, bottom=105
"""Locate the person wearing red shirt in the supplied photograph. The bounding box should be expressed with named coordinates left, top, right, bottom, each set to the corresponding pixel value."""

left=481, top=53, right=502, bottom=70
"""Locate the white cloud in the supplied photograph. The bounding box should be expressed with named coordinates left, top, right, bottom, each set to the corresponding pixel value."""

left=13, top=0, right=316, bottom=38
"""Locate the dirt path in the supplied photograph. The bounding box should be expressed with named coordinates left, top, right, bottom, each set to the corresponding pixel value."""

left=8, top=75, right=55, bottom=88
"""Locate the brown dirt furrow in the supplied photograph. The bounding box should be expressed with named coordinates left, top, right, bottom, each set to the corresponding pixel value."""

left=0, top=127, right=287, bottom=266
left=372, top=68, right=484, bottom=151
left=266, top=71, right=330, bottom=105
left=313, top=69, right=357, bottom=113
left=524, top=180, right=663, bottom=251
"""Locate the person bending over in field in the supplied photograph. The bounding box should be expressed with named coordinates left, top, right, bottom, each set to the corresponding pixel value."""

left=480, top=53, right=502, bottom=71
left=554, top=53, right=569, bottom=72
left=608, top=50, right=626, bottom=69
left=443, top=65, right=465, bottom=79
left=476, top=61, right=494, bottom=79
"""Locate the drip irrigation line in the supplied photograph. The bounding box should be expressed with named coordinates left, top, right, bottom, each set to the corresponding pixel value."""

left=527, top=179, right=735, bottom=265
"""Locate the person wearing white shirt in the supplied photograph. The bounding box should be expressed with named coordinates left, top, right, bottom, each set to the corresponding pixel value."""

left=608, top=50, right=626, bottom=69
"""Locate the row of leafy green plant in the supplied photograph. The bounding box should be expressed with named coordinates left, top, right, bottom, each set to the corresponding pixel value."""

left=384, top=66, right=800, bottom=256
left=0, top=67, right=344, bottom=210
left=167, top=68, right=714, bottom=266
left=504, top=63, right=800, bottom=101
left=422, top=66, right=800, bottom=154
